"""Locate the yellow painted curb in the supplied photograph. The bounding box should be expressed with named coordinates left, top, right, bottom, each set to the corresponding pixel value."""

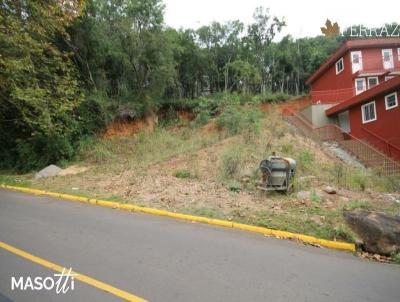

left=0, top=184, right=356, bottom=252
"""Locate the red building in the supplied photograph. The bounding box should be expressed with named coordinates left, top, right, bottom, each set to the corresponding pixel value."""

left=326, top=77, right=400, bottom=160
left=302, top=38, right=400, bottom=160
left=307, top=38, right=400, bottom=104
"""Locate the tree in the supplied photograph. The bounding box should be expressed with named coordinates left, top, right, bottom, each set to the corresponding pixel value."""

left=69, top=0, right=176, bottom=118
left=226, top=60, right=261, bottom=95
left=245, top=6, right=285, bottom=93
left=0, top=0, right=84, bottom=169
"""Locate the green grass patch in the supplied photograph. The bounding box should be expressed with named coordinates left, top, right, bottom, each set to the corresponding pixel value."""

left=174, top=169, right=191, bottom=179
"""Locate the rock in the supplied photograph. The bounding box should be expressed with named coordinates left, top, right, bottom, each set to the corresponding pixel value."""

left=323, top=186, right=336, bottom=194
left=297, top=191, right=310, bottom=200
left=344, top=209, right=400, bottom=255
left=34, top=164, right=62, bottom=179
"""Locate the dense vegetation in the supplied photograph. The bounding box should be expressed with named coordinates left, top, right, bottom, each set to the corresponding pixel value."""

left=0, top=0, right=358, bottom=170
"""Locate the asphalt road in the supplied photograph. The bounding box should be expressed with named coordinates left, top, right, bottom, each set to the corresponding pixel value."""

left=0, top=189, right=399, bottom=302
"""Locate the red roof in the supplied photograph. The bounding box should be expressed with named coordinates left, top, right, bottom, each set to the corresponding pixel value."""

left=326, top=76, right=400, bottom=116
left=306, top=38, right=400, bottom=85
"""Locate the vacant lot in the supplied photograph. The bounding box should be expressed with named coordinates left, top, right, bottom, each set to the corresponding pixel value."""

left=2, top=104, right=400, bottom=242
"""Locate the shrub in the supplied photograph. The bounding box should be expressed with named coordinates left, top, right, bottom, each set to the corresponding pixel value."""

left=391, top=252, right=400, bottom=264
left=219, top=146, right=243, bottom=179
left=215, top=105, right=243, bottom=135
left=76, top=96, right=107, bottom=136
left=348, top=172, right=368, bottom=191
left=14, top=135, right=75, bottom=171
left=333, top=224, right=356, bottom=242
left=297, top=149, right=315, bottom=172
left=227, top=180, right=242, bottom=192
left=241, top=107, right=263, bottom=141
left=310, top=189, right=320, bottom=203
left=216, top=105, right=262, bottom=137
left=193, top=97, right=220, bottom=126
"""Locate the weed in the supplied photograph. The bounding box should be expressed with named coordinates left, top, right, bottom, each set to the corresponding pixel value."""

left=333, top=224, right=356, bottom=242
left=347, top=172, right=368, bottom=191
left=297, top=149, right=315, bottom=173
left=310, top=189, right=320, bottom=203
left=280, top=143, right=293, bottom=154
left=216, top=105, right=262, bottom=139
left=391, top=252, right=400, bottom=264
left=219, top=146, right=243, bottom=179
left=343, top=200, right=373, bottom=211
left=227, top=180, right=242, bottom=192
left=216, top=105, right=243, bottom=135
left=174, top=169, right=191, bottom=179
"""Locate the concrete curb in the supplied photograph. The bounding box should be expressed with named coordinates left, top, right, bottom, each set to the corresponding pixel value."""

left=1, top=184, right=356, bottom=252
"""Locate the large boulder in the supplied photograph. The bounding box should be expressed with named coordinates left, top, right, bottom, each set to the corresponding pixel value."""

left=344, top=209, right=400, bottom=255
left=34, top=164, right=62, bottom=179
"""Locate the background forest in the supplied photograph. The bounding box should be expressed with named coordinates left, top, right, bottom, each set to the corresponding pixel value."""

left=0, top=0, right=383, bottom=170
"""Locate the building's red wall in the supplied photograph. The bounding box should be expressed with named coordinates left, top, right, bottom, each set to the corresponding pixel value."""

left=311, top=47, right=400, bottom=105
left=360, top=47, right=400, bottom=71
left=311, top=52, right=353, bottom=104
left=348, top=89, right=400, bottom=160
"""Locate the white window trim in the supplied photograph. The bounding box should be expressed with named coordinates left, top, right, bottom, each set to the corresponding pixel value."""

left=367, top=76, right=379, bottom=89
left=385, top=76, right=395, bottom=81
left=385, top=92, right=398, bottom=110
left=382, top=49, right=394, bottom=69
left=351, top=51, right=363, bottom=74
left=398, top=48, right=400, bottom=61
left=335, top=57, right=344, bottom=75
left=361, top=101, right=377, bottom=124
left=355, top=78, right=366, bottom=95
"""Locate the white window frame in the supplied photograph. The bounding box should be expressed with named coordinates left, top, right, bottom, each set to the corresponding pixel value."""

left=382, top=49, right=394, bottom=69
left=385, top=92, right=398, bottom=110
left=335, top=57, right=344, bottom=74
left=367, top=76, right=379, bottom=89
left=351, top=51, right=363, bottom=74
left=355, top=78, right=366, bottom=95
left=361, top=101, right=377, bottom=124
left=385, top=76, right=395, bottom=81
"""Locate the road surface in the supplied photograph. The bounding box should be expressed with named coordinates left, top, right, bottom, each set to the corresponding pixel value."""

left=0, top=189, right=399, bottom=301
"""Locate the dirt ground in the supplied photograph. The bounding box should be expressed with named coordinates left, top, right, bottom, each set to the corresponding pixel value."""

left=12, top=100, right=398, bottom=242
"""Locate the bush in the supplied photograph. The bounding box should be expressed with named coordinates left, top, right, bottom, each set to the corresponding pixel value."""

left=227, top=180, right=242, bottom=192
left=193, top=97, right=220, bottom=126
left=219, top=146, right=243, bottom=179
left=297, top=149, right=315, bottom=172
left=333, top=224, right=356, bottom=242
left=76, top=95, right=108, bottom=136
left=216, top=105, right=243, bottom=135
left=14, top=135, right=75, bottom=171
left=241, top=107, right=263, bottom=141
left=348, top=172, right=368, bottom=191
left=391, top=252, right=400, bottom=264
left=216, top=105, right=262, bottom=137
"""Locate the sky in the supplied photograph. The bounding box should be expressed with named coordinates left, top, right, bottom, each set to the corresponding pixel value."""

left=164, top=0, right=400, bottom=39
